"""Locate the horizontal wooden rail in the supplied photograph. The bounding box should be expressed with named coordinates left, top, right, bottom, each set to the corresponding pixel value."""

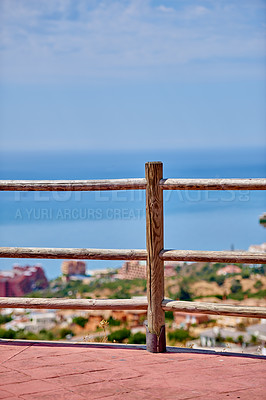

left=1, top=247, right=265, bottom=264
left=0, top=178, right=146, bottom=191
left=160, top=178, right=266, bottom=190
left=1, top=178, right=266, bottom=192
left=162, top=300, right=266, bottom=319
left=0, top=297, right=265, bottom=319
left=0, top=297, right=148, bottom=310
left=160, top=250, right=266, bottom=264
left=0, top=247, right=147, bottom=260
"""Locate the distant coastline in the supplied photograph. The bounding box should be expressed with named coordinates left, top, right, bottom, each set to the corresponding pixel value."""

left=0, top=147, right=265, bottom=279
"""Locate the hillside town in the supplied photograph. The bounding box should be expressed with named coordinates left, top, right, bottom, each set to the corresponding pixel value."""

left=0, top=265, right=48, bottom=297
left=0, top=243, right=265, bottom=354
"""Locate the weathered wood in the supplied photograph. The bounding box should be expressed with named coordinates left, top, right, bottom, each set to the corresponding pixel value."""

left=162, top=300, right=266, bottom=319
left=2, top=178, right=265, bottom=192
left=160, top=250, right=266, bottom=264
left=0, top=297, right=265, bottom=318
left=0, top=247, right=147, bottom=260
left=146, top=162, right=165, bottom=341
left=0, top=297, right=148, bottom=310
left=160, top=178, right=266, bottom=190
left=0, top=178, right=146, bottom=191
left=1, top=247, right=264, bottom=264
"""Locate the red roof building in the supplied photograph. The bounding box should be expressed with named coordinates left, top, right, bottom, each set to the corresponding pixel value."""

left=0, top=265, right=48, bottom=297
left=217, top=265, right=242, bottom=276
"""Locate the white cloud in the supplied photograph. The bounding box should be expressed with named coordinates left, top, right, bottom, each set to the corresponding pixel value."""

left=0, top=0, right=265, bottom=83
left=157, top=5, right=175, bottom=13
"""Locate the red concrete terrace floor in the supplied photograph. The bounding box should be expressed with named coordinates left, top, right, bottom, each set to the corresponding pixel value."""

left=0, top=340, right=265, bottom=400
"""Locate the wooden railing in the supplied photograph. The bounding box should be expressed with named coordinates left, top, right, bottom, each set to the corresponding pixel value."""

left=0, top=162, right=266, bottom=352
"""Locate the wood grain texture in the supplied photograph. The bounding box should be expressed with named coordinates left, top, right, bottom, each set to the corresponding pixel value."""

left=160, top=178, right=266, bottom=190
left=0, top=247, right=147, bottom=260
left=1, top=247, right=264, bottom=264
left=160, top=250, right=266, bottom=264
left=0, top=178, right=146, bottom=191
left=146, top=162, right=165, bottom=337
left=2, top=178, right=265, bottom=191
left=0, top=297, right=148, bottom=310
left=162, top=300, right=266, bottom=318
left=0, top=297, right=265, bottom=318
left=0, top=297, right=266, bottom=318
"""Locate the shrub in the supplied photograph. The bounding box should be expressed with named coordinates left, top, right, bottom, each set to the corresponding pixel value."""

left=168, top=329, right=190, bottom=343
left=237, top=335, right=244, bottom=345
left=109, top=290, right=131, bottom=299
left=0, top=314, right=12, bottom=325
left=0, top=328, right=16, bottom=339
left=215, top=275, right=225, bottom=286
left=59, top=328, right=74, bottom=339
left=236, top=322, right=246, bottom=332
left=128, top=332, right=146, bottom=344
left=248, top=290, right=266, bottom=299
left=179, top=287, right=192, bottom=301
left=225, top=336, right=234, bottom=343
left=254, top=280, right=263, bottom=290
left=215, top=333, right=223, bottom=343
left=165, top=311, right=174, bottom=320
left=250, top=334, right=258, bottom=345
left=17, top=331, right=39, bottom=340
left=251, top=265, right=265, bottom=275
left=230, top=279, right=242, bottom=294
left=108, top=328, right=131, bottom=343
left=175, top=266, right=181, bottom=273
left=93, top=336, right=104, bottom=342
left=228, top=292, right=244, bottom=301
left=38, top=329, right=55, bottom=340
left=0, top=327, right=57, bottom=341
left=241, top=268, right=250, bottom=279
left=107, top=316, right=121, bottom=326
left=72, top=316, right=88, bottom=328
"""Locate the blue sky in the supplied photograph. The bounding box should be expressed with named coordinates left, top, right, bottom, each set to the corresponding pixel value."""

left=0, top=0, right=265, bottom=152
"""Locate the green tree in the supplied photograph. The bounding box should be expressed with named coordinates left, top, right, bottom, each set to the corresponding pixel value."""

left=230, top=279, right=242, bottom=294
left=215, top=275, right=225, bottom=286
left=179, top=287, right=192, bottom=301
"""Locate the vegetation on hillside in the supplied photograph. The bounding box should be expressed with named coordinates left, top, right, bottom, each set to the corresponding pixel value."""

left=21, top=261, right=266, bottom=306
left=0, top=327, right=74, bottom=341
left=166, top=263, right=266, bottom=301
left=25, top=277, right=147, bottom=299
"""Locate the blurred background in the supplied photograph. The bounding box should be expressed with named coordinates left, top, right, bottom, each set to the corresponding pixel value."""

left=0, top=0, right=265, bottom=278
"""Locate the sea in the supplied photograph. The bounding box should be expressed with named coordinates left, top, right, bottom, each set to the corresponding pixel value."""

left=0, top=148, right=265, bottom=279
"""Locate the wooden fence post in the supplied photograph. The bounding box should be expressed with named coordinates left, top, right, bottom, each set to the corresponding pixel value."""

left=145, top=161, right=166, bottom=352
